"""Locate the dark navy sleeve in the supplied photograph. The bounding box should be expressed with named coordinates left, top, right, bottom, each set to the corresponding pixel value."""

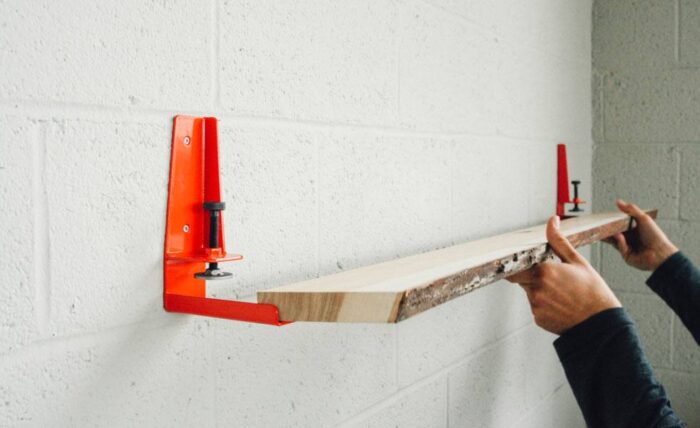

left=647, top=251, right=700, bottom=345
left=554, top=308, right=684, bottom=428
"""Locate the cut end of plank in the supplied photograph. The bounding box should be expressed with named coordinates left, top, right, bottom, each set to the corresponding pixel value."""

left=258, top=210, right=657, bottom=323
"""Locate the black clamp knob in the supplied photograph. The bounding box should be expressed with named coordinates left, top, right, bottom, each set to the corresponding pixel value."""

left=569, top=180, right=584, bottom=213
left=194, top=200, right=233, bottom=280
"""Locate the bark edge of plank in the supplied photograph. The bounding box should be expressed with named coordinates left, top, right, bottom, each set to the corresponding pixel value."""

left=257, top=210, right=658, bottom=323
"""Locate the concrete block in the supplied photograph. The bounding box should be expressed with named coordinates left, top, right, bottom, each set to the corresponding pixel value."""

left=679, top=146, right=700, bottom=221
left=617, top=292, right=673, bottom=368
left=657, top=369, right=700, bottom=427
left=593, top=0, right=675, bottom=71
left=211, top=321, right=396, bottom=428
left=515, top=384, right=585, bottom=428
left=0, top=116, right=40, bottom=355
left=0, top=318, right=215, bottom=427
left=448, top=324, right=564, bottom=427
left=673, top=314, right=700, bottom=372
left=522, top=328, right=567, bottom=408
left=0, top=0, right=210, bottom=110
left=398, top=281, right=532, bottom=387
left=399, top=1, right=497, bottom=134
left=46, top=119, right=170, bottom=335
left=593, top=144, right=679, bottom=218
left=344, top=377, right=447, bottom=428
left=679, top=0, right=700, bottom=65
left=602, top=70, right=700, bottom=142
left=219, top=0, right=399, bottom=125
left=426, top=0, right=591, bottom=65
left=666, top=221, right=700, bottom=261
left=318, top=132, right=452, bottom=276
left=526, top=142, right=557, bottom=225
left=451, top=138, right=530, bottom=244
left=592, top=70, right=605, bottom=144
left=212, top=123, right=319, bottom=299
left=494, top=44, right=591, bottom=141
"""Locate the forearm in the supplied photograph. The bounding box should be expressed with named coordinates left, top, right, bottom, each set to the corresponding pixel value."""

left=554, top=308, right=683, bottom=428
left=647, top=251, right=700, bottom=344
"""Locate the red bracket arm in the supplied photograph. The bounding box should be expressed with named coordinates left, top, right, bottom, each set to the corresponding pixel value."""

left=163, top=115, right=290, bottom=326
left=556, top=143, right=586, bottom=218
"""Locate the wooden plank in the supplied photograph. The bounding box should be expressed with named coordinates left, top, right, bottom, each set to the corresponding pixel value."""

left=257, top=210, right=657, bottom=323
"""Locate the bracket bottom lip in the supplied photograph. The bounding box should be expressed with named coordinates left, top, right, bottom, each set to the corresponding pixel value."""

left=163, top=293, right=292, bottom=326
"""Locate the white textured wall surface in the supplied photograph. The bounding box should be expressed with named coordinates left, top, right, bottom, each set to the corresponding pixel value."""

left=593, top=0, right=700, bottom=425
left=0, top=1, right=591, bottom=426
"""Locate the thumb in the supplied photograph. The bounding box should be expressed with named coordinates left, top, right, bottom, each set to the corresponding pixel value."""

left=546, top=216, right=584, bottom=264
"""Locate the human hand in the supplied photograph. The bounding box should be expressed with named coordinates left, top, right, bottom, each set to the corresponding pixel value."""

left=604, top=199, right=678, bottom=271
left=506, top=216, right=621, bottom=335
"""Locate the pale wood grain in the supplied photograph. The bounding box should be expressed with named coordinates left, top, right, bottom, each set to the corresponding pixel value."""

left=257, top=210, right=657, bottom=323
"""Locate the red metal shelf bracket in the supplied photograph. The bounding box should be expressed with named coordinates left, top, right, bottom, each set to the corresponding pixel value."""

left=556, top=143, right=586, bottom=218
left=163, top=115, right=290, bottom=326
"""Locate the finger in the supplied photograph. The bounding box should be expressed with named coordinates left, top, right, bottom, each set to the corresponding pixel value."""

left=616, top=199, right=649, bottom=223
left=507, top=268, right=536, bottom=284
left=546, top=215, right=583, bottom=264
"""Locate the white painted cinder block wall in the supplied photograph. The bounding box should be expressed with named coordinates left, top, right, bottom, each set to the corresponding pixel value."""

left=593, top=0, right=700, bottom=425
left=0, top=1, right=591, bottom=426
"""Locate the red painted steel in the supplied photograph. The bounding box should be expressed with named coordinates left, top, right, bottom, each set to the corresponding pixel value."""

left=556, top=143, right=585, bottom=218
left=163, top=115, right=290, bottom=326
left=556, top=144, right=570, bottom=217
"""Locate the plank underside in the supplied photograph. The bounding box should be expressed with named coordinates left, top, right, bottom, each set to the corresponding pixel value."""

left=257, top=210, right=657, bottom=323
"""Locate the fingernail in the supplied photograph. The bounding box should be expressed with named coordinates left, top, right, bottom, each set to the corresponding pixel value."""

left=554, top=216, right=560, bottom=228
left=618, top=198, right=627, bottom=206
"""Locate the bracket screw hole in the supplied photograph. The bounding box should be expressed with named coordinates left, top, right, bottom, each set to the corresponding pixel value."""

left=183, top=224, right=190, bottom=233
left=183, top=136, right=191, bottom=146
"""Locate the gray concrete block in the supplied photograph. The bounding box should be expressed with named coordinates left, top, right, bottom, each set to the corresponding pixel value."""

left=346, top=377, right=447, bottom=428
left=398, top=281, right=532, bottom=388
left=593, top=0, right=675, bottom=71
left=399, top=1, right=497, bottom=133
left=452, top=138, right=531, bottom=243
left=318, top=131, right=452, bottom=276
left=664, top=220, right=700, bottom=263
left=211, top=321, right=396, bottom=428
left=448, top=325, right=564, bottom=427
left=0, top=116, right=40, bottom=355
left=603, top=70, right=700, bottom=142
left=679, top=0, right=700, bottom=65
left=46, top=119, right=170, bottom=335
left=514, top=384, right=585, bottom=428
left=0, top=0, right=210, bottom=110
left=593, top=144, right=679, bottom=218
left=679, top=146, right=700, bottom=221
left=495, top=44, right=591, bottom=142
left=0, top=318, right=215, bottom=427
left=427, top=0, right=591, bottom=64
left=219, top=0, right=399, bottom=125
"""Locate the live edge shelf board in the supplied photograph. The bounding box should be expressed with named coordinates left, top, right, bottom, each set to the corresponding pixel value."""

left=257, top=210, right=657, bottom=323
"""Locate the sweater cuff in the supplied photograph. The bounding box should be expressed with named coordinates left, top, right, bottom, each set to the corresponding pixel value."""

left=647, top=251, right=686, bottom=292
left=553, top=307, right=633, bottom=361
